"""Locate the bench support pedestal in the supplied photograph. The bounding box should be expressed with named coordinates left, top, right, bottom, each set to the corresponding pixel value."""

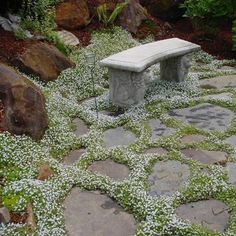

left=160, top=55, right=192, bottom=82
left=108, top=68, right=147, bottom=108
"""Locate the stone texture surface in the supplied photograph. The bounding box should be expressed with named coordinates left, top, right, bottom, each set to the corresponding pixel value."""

left=226, top=162, right=236, bottom=187
left=0, top=207, right=10, bottom=224
left=224, top=135, right=236, bottom=149
left=72, top=118, right=89, bottom=137
left=160, top=54, right=192, bottom=82
left=64, top=149, right=86, bottom=165
left=118, top=0, right=147, bottom=34
left=0, top=63, right=48, bottom=140
left=202, top=93, right=233, bottom=102
left=144, top=147, right=167, bottom=155
left=200, top=75, right=236, bottom=89
left=57, top=30, right=80, bottom=46
left=181, top=149, right=227, bottom=165
left=148, top=160, right=190, bottom=196
left=87, top=159, right=130, bottom=180
left=148, top=119, right=175, bottom=141
left=103, top=127, right=136, bottom=148
left=56, top=0, right=90, bottom=30
left=64, top=188, right=137, bottom=236
left=12, top=42, right=75, bottom=82
left=37, top=164, right=54, bottom=181
left=176, top=200, right=230, bottom=232
left=169, top=103, right=234, bottom=132
left=181, top=134, right=205, bottom=144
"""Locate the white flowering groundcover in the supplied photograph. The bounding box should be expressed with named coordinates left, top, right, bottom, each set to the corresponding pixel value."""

left=1, top=27, right=236, bottom=236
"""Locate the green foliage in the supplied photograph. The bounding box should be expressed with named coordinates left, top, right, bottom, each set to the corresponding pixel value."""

left=14, top=27, right=27, bottom=40
left=97, top=1, right=128, bottom=26
left=233, top=20, right=236, bottom=51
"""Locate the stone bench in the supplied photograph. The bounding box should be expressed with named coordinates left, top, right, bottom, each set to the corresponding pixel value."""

left=100, top=38, right=201, bottom=108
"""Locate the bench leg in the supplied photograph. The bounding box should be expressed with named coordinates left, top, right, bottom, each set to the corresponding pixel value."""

left=160, top=54, right=192, bottom=82
left=108, top=68, right=147, bottom=108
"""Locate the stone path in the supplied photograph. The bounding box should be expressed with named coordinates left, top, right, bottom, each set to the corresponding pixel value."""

left=87, top=159, right=130, bottom=181
left=64, top=189, right=137, bottom=236
left=169, top=103, right=234, bottom=132
left=72, top=118, right=89, bottom=137
left=176, top=200, right=230, bottom=232
left=180, top=134, right=205, bottom=144
left=63, top=149, right=86, bottom=165
left=200, top=75, right=236, bottom=89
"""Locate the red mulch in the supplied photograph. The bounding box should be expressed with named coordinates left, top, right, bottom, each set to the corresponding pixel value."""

left=10, top=211, right=28, bottom=224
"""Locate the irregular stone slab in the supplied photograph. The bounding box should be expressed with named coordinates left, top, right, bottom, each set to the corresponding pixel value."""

left=57, top=30, right=80, bottom=46
left=148, top=160, right=190, bottom=196
left=64, top=189, right=137, bottom=236
left=219, top=66, right=236, bottom=71
left=103, top=127, right=136, bottom=148
left=181, top=149, right=227, bottom=165
left=181, top=134, right=205, bottom=145
left=200, top=75, right=236, bottom=89
left=224, top=135, right=236, bottom=149
left=0, top=207, right=10, bottom=224
left=202, top=93, right=233, bottom=102
left=169, top=103, right=234, bottom=132
left=144, top=147, right=167, bottom=155
left=72, top=118, right=89, bottom=137
left=64, top=149, right=86, bottom=165
left=87, top=159, right=130, bottom=181
left=148, top=119, right=175, bottom=141
left=226, top=162, right=236, bottom=187
left=176, top=200, right=230, bottom=232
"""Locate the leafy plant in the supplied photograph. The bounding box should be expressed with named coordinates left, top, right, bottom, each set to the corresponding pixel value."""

left=97, top=1, right=128, bottom=26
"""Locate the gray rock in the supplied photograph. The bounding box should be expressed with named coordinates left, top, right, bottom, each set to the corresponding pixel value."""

left=176, top=200, right=230, bottom=232
left=148, top=119, right=175, bottom=141
left=144, top=147, right=167, bottom=155
left=57, top=30, right=80, bottom=46
left=148, top=160, right=190, bottom=196
left=181, top=134, right=205, bottom=145
left=181, top=149, right=227, bottom=165
left=103, top=127, right=136, bottom=148
left=169, top=103, right=234, bottom=132
left=200, top=75, right=236, bottom=89
left=63, top=149, right=86, bottom=165
left=0, top=207, right=10, bottom=224
left=72, top=118, right=89, bottom=137
left=64, top=188, right=137, bottom=236
left=224, top=135, right=236, bottom=149
left=226, top=162, right=236, bottom=187
left=201, top=93, right=233, bottom=102
left=87, top=159, right=130, bottom=181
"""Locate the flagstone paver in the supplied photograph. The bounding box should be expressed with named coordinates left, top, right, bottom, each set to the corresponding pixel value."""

left=176, top=200, right=230, bottom=232
left=226, top=162, right=236, bottom=187
left=144, top=147, right=167, bottom=155
left=180, top=134, right=205, bottom=145
left=148, top=119, right=175, bottom=141
left=64, top=188, right=137, bottom=236
left=181, top=149, right=227, bottom=165
left=148, top=160, right=190, bottom=196
left=72, top=118, right=89, bottom=137
left=224, top=135, right=236, bottom=149
left=200, top=75, right=236, bottom=89
left=87, top=159, right=130, bottom=181
left=169, top=103, right=234, bottom=132
left=63, top=149, right=86, bottom=165
left=202, top=93, right=233, bottom=102
left=103, top=127, right=137, bottom=148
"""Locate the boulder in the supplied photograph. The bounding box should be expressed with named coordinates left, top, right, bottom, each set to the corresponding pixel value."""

left=11, top=42, right=75, bottom=82
left=56, top=0, right=90, bottom=30
left=140, top=0, right=184, bottom=20
left=118, top=0, right=147, bottom=33
left=0, top=63, right=48, bottom=140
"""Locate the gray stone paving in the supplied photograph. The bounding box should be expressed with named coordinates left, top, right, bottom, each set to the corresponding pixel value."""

left=180, top=134, right=205, bottom=145
left=226, top=162, right=236, bottom=187
left=169, top=103, right=234, bottom=132
left=63, top=149, right=86, bottom=165
left=72, top=118, right=89, bottom=137
left=87, top=159, right=130, bottom=181
left=200, top=75, right=236, bottom=89
left=103, top=127, right=137, bottom=148
left=144, top=147, right=167, bottom=155
left=148, top=160, right=190, bottom=196
left=176, top=200, right=230, bottom=232
left=224, top=135, right=236, bottom=149
left=181, top=149, right=227, bottom=165
left=64, top=188, right=137, bottom=236
left=148, top=119, right=175, bottom=141
left=201, top=93, right=233, bottom=102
